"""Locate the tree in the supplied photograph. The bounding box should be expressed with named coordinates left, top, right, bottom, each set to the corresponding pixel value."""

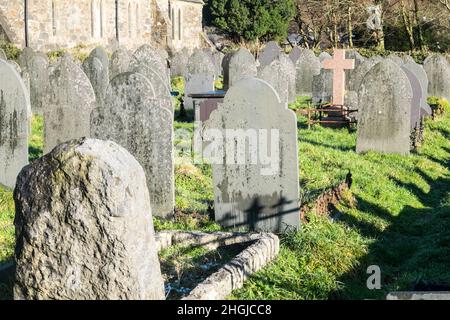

left=207, top=0, right=296, bottom=43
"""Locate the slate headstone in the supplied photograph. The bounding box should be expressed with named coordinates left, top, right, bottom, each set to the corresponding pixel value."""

left=205, top=77, right=300, bottom=233
left=91, top=72, right=175, bottom=219
left=259, top=41, right=282, bottom=68
left=387, top=54, right=404, bottom=66
left=13, top=138, right=165, bottom=300
left=133, top=44, right=169, bottom=84
left=82, top=56, right=109, bottom=103
left=402, top=61, right=432, bottom=118
left=110, top=47, right=133, bottom=80
left=169, top=48, right=189, bottom=78
left=289, top=47, right=305, bottom=64
left=357, top=60, right=412, bottom=155
left=184, top=50, right=215, bottom=109
left=44, top=55, right=96, bottom=154
left=224, top=48, right=257, bottom=90
left=401, top=65, right=423, bottom=130
left=0, top=60, right=30, bottom=189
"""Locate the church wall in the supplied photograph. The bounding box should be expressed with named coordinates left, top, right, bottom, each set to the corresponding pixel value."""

left=170, top=0, right=203, bottom=52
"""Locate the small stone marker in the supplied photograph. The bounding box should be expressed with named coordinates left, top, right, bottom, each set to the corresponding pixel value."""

left=424, top=54, right=450, bottom=101
left=322, top=49, right=355, bottom=106
left=110, top=47, right=133, bottom=80
left=44, top=55, right=96, bottom=154
left=357, top=60, right=412, bottom=155
left=295, top=49, right=321, bottom=96
left=91, top=72, right=175, bottom=219
left=0, top=60, right=30, bottom=189
left=13, top=138, right=165, bottom=300
left=205, top=77, right=300, bottom=233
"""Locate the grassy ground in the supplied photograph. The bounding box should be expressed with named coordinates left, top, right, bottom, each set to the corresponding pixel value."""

left=0, top=96, right=449, bottom=300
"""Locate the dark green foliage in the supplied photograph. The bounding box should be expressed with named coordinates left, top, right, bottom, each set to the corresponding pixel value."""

left=206, top=0, right=295, bottom=42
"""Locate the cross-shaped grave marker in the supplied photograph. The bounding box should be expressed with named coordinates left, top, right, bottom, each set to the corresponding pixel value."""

left=322, top=49, right=355, bottom=106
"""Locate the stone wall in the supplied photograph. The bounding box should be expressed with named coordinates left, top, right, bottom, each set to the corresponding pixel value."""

left=0, top=0, right=204, bottom=52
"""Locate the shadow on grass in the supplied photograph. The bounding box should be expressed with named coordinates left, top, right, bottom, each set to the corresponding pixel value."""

left=332, top=145, right=450, bottom=299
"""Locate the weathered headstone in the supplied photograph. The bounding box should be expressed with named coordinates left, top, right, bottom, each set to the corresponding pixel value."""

left=44, top=55, right=96, bottom=154
left=401, top=55, right=416, bottom=64
left=424, top=54, right=450, bottom=101
left=91, top=72, right=175, bottom=219
left=88, top=47, right=109, bottom=76
left=205, top=77, right=300, bottom=233
left=318, top=52, right=332, bottom=62
left=169, top=48, right=189, bottom=78
left=184, top=50, right=215, bottom=109
left=82, top=56, right=109, bottom=103
left=387, top=54, right=404, bottom=66
left=259, top=41, right=281, bottom=68
left=345, top=50, right=365, bottom=88
left=357, top=60, right=412, bottom=155
left=110, top=47, right=133, bottom=80
left=401, top=65, right=422, bottom=130
left=133, top=64, right=174, bottom=114
left=295, top=49, right=321, bottom=96
left=313, top=67, right=333, bottom=103
left=348, top=56, right=383, bottom=92
left=133, top=44, right=169, bottom=84
left=13, top=138, right=165, bottom=300
left=26, top=55, right=49, bottom=115
left=224, top=48, right=257, bottom=90
left=0, top=60, right=30, bottom=189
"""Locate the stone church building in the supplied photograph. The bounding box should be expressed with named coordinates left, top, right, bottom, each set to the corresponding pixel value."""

left=0, top=0, right=204, bottom=52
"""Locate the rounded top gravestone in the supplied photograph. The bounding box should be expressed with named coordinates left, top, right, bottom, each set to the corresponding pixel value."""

left=402, top=61, right=432, bottom=118
left=110, top=47, right=134, bottom=80
left=169, top=48, right=189, bottom=77
left=0, top=59, right=30, bottom=189
left=386, top=54, right=404, bottom=66
left=13, top=138, right=165, bottom=300
left=226, top=48, right=257, bottom=90
left=295, top=49, right=321, bottom=96
left=132, top=44, right=169, bottom=84
left=289, top=47, right=305, bottom=64
left=348, top=55, right=383, bottom=92
left=424, top=54, right=450, bottom=101
left=357, top=60, right=413, bottom=155
left=82, top=55, right=109, bottom=103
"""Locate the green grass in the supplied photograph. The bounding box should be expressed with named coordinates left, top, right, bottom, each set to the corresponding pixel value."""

left=0, top=96, right=449, bottom=301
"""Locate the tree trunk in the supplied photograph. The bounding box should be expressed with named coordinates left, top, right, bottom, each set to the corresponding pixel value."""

left=348, top=6, right=354, bottom=48
left=413, top=0, right=426, bottom=51
left=401, top=0, right=415, bottom=51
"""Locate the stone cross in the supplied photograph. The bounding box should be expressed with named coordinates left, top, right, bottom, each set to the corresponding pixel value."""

left=322, top=49, right=355, bottom=106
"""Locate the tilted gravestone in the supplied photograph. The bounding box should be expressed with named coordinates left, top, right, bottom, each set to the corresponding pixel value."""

left=109, top=47, right=133, bottom=80
left=132, top=44, right=169, bottom=84
left=402, top=61, right=432, bottom=118
left=13, top=138, right=165, bottom=300
left=295, top=49, right=321, bottom=96
left=91, top=72, right=175, bottom=219
left=44, top=55, right=96, bottom=154
left=184, top=50, right=215, bottom=109
left=224, top=48, right=257, bottom=90
left=82, top=56, right=109, bottom=103
left=133, top=64, right=174, bottom=114
left=258, top=41, right=282, bottom=69
left=357, top=60, right=412, bottom=155
left=205, top=77, right=300, bottom=233
left=424, top=54, right=450, bottom=101
left=0, top=60, right=30, bottom=189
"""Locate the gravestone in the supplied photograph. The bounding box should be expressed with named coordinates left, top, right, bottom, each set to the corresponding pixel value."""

left=91, top=72, right=175, bottom=219
left=0, top=60, right=30, bottom=189
left=110, top=47, right=133, bottom=80
left=289, top=47, right=305, bottom=64
left=212, top=51, right=225, bottom=77
left=133, top=64, right=174, bottom=114
left=170, top=48, right=189, bottom=77
left=313, top=67, right=333, bottom=103
left=402, top=61, right=432, bottom=117
left=402, top=55, right=416, bottom=64
left=345, top=50, right=365, bottom=88
left=44, top=55, right=96, bottom=154
left=205, top=77, right=300, bottom=233
left=387, top=54, right=403, bottom=66
left=259, top=41, right=281, bottom=68
left=424, top=54, right=450, bottom=101
left=348, top=56, right=383, bottom=92
left=184, top=50, right=215, bottom=109
left=401, top=65, right=422, bottom=130
left=8, top=61, right=31, bottom=108
left=17, top=47, right=36, bottom=72
left=133, top=44, right=169, bottom=84
left=357, top=60, right=412, bottom=155
left=88, top=47, right=109, bottom=76
left=319, top=52, right=332, bottom=62
left=82, top=56, right=108, bottom=103
left=295, top=49, right=321, bottom=96
left=26, top=55, right=49, bottom=115
left=13, top=138, right=165, bottom=300
left=322, top=49, right=355, bottom=106
left=224, top=48, right=257, bottom=90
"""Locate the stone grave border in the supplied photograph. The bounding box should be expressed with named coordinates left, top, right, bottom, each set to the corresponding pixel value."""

left=155, top=231, right=280, bottom=300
